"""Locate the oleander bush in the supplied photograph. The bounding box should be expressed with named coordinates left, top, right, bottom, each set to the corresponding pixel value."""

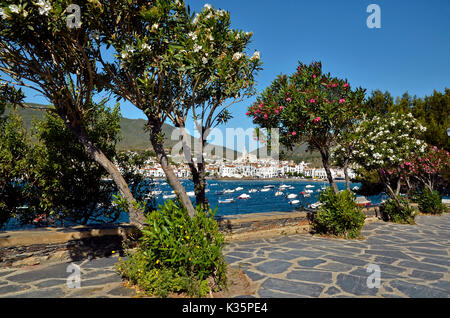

left=311, top=188, right=366, bottom=239
left=116, top=200, right=227, bottom=297
left=380, top=197, right=416, bottom=224
left=417, top=189, right=446, bottom=214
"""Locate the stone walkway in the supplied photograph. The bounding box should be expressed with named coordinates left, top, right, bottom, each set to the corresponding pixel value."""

left=0, top=213, right=449, bottom=298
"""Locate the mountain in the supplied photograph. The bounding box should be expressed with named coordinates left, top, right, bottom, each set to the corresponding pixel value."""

left=4, top=105, right=240, bottom=157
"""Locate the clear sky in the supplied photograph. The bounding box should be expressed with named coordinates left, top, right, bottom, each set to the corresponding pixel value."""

left=22, top=0, right=450, bottom=150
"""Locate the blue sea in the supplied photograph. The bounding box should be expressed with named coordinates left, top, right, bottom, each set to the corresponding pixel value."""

left=151, top=179, right=384, bottom=216
left=0, top=179, right=396, bottom=231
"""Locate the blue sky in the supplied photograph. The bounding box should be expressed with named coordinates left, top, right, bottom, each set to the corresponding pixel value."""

left=22, top=0, right=450, bottom=150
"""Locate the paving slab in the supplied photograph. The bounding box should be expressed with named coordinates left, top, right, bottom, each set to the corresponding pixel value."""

left=0, top=213, right=449, bottom=298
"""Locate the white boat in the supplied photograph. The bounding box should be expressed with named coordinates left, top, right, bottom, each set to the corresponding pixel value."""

left=187, top=191, right=196, bottom=197
left=219, top=198, right=235, bottom=204
left=289, top=200, right=300, bottom=205
left=163, top=194, right=177, bottom=199
left=302, top=193, right=311, bottom=198
left=310, top=202, right=322, bottom=209
left=235, top=187, right=244, bottom=191
left=147, top=190, right=162, bottom=197
left=305, top=189, right=314, bottom=194
left=264, top=185, right=275, bottom=188
left=355, top=196, right=371, bottom=207
left=275, top=191, right=284, bottom=197
left=205, top=189, right=210, bottom=193
left=260, top=188, right=271, bottom=192
left=249, top=189, right=258, bottom=193
left=279, top=184, right=289, bottom=189
left=161, top=182, right=168, bottom=186
left=352, top=186, right=360, bottom=191
left=224, top=189, right=236, bottom=194
left=305, top=185, right=315, bottom=188
left=238, top=193, right=251, bottom=200
left=210, top=183, right=218, bottom=186
left=287, top=193, right=298, bottom=199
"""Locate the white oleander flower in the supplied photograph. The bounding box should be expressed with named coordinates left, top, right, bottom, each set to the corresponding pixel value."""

left=141, top=43, right=152, bottom=51
left=193, top=44, right=202, bottom=53
left=9, top=5, right=20, bottom=14
left=125, top=45, right=135, bottom=53
left=232, top=52, right=243, bottom=61
left=35, top=0, right=51, bottom=16
left=152, top=23, right=159, bottom=30
left=0, top=8, right=9, bottom=19
left=202, top=57, right=208, bottom=64
left=216, top=9, right=226, bottom=17
left=204, top=4, right=212, bottom=10
left=188, top=32, right=197, bottom=41
left=251, top=51, right=260, bottom=61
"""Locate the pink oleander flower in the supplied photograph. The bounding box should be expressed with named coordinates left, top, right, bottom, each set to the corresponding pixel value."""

left=292, top=131, right=297, bottom=136
left=309, top=98, right=315, bottom=103
left=344, top=83, right=349, bottom=87
left=286, top=97, right=291, bottom=102
left=246, top=112, right=249, bottom=116
left=275, top=110, right=279, bottom=114
left=264, top=114, right=268, bottom=119
left=279, top=106, right=284, bottom=110
left=332, top=83, right=337, bottom=88
left=339, top=99, right=346, bottom=104
left=313, top=75, right=316, bottom=79
left=313, top=117, right=321, bottom=122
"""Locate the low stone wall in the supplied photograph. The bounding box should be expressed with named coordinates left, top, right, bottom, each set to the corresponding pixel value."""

left=216, top=211, right=311, bottom=235
left=2, top=204, right=447, bottom=268
left=0, top=224, right=137, bottom=268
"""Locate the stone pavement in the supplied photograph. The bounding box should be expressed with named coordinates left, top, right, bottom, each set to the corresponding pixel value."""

left=224, top=213, right=450, bottom=298
left=0, top=213, right=449, bottom=298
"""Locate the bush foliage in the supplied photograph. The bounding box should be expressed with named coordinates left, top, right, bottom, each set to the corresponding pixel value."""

left=380, top=197, right=416, bottom=224
left=417, top=189, right=446, bottom=215
left=117, top=200, right=227, bottom=297
left=311, top=188, right=366, bottom=239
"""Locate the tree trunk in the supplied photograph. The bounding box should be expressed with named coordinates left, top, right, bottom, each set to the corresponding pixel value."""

left=148, top=122, right=196, bottom=219
left=379, top=171, right=401, bottom=207
left=180, top=126, right=209, bottom=210
left=319, top=148, right=338, bottom=194
left=343, top=159, right=351, bottom=191
left=67, top=122, right=146, bottom=229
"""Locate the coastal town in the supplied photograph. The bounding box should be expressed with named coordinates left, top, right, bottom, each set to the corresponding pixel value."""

left=137, top=147, right=356, bottom=181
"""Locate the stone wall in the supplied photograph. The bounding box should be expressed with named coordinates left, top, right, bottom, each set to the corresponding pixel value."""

left=0, top=224, right=138, bottom=268
left=1, top=204, right=447, bottom=268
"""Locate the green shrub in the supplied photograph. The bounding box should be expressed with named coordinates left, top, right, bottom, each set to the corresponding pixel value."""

left=116, top=200, right=227, bottom=297
left=417, top=189, right=446, bottom=214
left=381, top=197, right=416, bottom=224
left=311, top=188, right=366, bottom=239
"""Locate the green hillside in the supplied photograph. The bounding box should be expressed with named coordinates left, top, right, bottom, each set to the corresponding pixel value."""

left=3, top=105, right=319, bottom=163
left=3, top=106, right=239, bottom=156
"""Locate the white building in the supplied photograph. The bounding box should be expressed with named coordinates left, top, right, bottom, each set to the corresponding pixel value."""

left=219, top=165, right=237, bottom=178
